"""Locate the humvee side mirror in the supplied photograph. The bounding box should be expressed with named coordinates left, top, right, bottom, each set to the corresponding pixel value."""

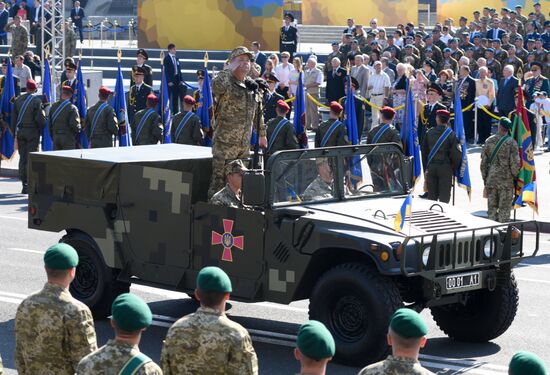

left=402, top=157, right=414, bottom=191
left=242, top=171, right=266, bottom=206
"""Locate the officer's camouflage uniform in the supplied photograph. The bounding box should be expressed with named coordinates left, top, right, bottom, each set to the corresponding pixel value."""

left=314, top=118, right=349, bottom=147
left=49, top=99, right=81, bottom=150
left=302, top=176, right=333, bottom=201
left=15, top=283, right=97, bottom=375
left=208, top=69, right=265, bottom=198
left=85, top=101, right=118, bottom=148
left=480, top=133, right=520, bottom=222
left=210, top=184, right=240, bottom=208
left=64, top=26, right=77, bottom=58
left=11, top=93, right=45, bottom=185
left=265, top=115, right=299, bottom=159
left=160, top=307, right=258, bottom=375
left=131, top=109, right=163, bottom=145
left=76, top=339, right=163, bottom=375
left=366, top=123, right=402, bottom=145
left=358, top=355, right=435, bottom=375
left=171, top=110, right=203, bottom=145
left=6, top=24, right=28, bottom=57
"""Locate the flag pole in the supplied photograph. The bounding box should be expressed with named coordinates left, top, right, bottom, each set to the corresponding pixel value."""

left=204, top=51, right=209, bottom=68
left=159, top=51, right=165, bottom=143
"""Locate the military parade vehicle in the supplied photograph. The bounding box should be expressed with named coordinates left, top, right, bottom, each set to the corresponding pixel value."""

left=27, top=143, right=540, bottom=366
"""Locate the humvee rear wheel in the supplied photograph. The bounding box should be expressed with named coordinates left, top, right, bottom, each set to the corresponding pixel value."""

left=431, top=272, right=518, bottom=342
left=309, top=263, right=403, bottom=366
left=61, top=232, right=130, bottom=319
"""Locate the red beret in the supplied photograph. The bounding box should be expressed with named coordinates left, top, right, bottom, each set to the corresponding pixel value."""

left=436, top=109, right=451, bottom=119
left=277, top=99, right=290, bottom=112
left=26, top=79, right=37, bottom=92
left=99, top=86, right=113, bottom=96
left=146, top=94, right=158, bottom=105
left=61, top=85, right=73, bottom=94
left=183, top=95, right=196, bottom=105
left=380, top=106, right=396, bottom=117
left=330, top=101, right=343, bottom=113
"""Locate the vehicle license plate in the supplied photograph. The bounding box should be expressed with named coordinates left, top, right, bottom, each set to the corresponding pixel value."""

left=445, top=272, right=480, bottom=290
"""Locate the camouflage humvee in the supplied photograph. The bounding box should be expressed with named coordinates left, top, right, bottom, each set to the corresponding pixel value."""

left=27, top=143, right=539, bottom=366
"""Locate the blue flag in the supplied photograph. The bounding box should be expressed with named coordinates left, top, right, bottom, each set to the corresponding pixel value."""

left=344, top=74, right=362, bottom=187
left=158, top=68, right=172, bottom=143
left=112, top=62, right=131, bottom=146
left=76, top=61, right=89, bottom=148
left=400, top=81, right=422, bottom=182
left=41, top=58, right=54, bottom=151
left=198, top=68, right=213, bottom=147
left=293, top=71, right=308, bottom=148
left=394, top=194, right=412, bottom=232
left=0, top=57, right=16, bottom=160
left=453, top=81, right=471, bottom=197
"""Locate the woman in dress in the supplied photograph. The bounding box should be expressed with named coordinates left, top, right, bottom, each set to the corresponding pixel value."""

left=289, top=56, right=303, bottom=97
left=392, top=63, right=409, bottom=131
left=436, top=70, right=453, bottom=109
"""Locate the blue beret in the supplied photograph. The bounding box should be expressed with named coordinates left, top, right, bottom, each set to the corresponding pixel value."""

left=111, top=293, right=152, bottom=332
left=486, top=48, right=495, bottom=53
left=297, top=321, right=335, bottom=360
left=390, top=308, right=428, bottom=338
left=444, top=48, right=451, bottom=53
left=509, top=351, right=547, bottom=375
left=44, top=243, right=78, bottom=270
left=197, top=266, right=232, bottom=293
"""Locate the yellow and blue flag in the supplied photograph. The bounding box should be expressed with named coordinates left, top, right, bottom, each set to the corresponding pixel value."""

left=514, top=182, right=536, bottom=211
left=0, top=57, right=15, bottom=160
left=394, top=194, right=412, bottom=232
left=41, top=58, right=54, bottom=151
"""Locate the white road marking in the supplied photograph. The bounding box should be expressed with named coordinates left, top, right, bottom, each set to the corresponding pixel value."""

left=517, top=263, right=550, bottom=270
left=419, top=354, right=509, bottom=371
left=0, top=296, right=23, bottom=304
left=6, top=247, right=44, bottom=255
left=0, top=215, right=26, bottom=222
left=131, top=284, right=189, bottom=299
left=517, top=277, right=550, bottom=284
left=0, top=291, right=30, bottom=299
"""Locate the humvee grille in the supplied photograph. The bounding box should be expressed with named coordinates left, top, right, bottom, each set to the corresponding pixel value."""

left=273, top=243, right=291, bottom=263
left=406, top=210, right=468, bottom=233
left=436, top=240, right=483, bottom=268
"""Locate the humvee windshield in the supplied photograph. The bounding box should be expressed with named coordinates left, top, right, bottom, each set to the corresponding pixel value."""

left=269, top=144, right=407, bottom=206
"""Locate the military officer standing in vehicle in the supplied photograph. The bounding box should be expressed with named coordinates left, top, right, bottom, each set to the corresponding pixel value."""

left=85, top=86, right=118, bottom=148
left=130, top=49, right=153, bottom=87
left=49, top=85, right=81, bottom=150
left=421, top=109, right=461, bottom=203
left=171, top=95, right=203, bottom=145
left=366, top=106, right=402, bottom=146
left=131, top=94, right=163, bottom=145
left=294, top=320, right=335, bottom=375
left=128, top=67, right=153, bottom=126
left=358, top=308, right=434, bottom=375
left=76, top=293, right=163, bottom=375
left=314, top=101, right=349, bottom=148
left=208, top=46, right=267, bottom=198
left=265, top=99, right=299, bottom=159
left=480, top=117, right=520, bottom=223
left=161, top=266, right=258, bottom=374
left=11, top=79, right=45, bottom=194
left=210, top=159, right=247, bottom=208
left=15, top=243, right=98, bottom=375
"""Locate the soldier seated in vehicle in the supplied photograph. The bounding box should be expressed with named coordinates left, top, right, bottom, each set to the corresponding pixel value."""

left=302, top=158, right=335, bottom=201
left=209, top=159, right=247, bottom=208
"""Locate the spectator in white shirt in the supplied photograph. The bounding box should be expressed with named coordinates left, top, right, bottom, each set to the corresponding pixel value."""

left=12, top=55, right=32, bottom=92
left=440, top=26, right=452, bottom=45
left=274, top=51, right=295, bottom=101
left=368, top=61, right=391, bottom=127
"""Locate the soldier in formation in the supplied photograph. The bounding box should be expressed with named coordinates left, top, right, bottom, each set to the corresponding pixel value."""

left=208, top=46, right=266, bottom=198
left=480, top=117, right=520, bottom=222
left=263, top=73, right=284, bottom=123
left=171, top=95, right=203, bottom=145
left=130, top=49, right=153, bottom=87
left=85, top=86, right=118, bottom=148
left=366, top=106, right=401, bottom=146
left=418, top=84, right=447, bottom=144
left=315, top=101, right=349, bottom=147
left=15, top=243, right=97, bottom=375
left=61, top=61, right=78, bottom=101
left=358, top=308, right=434, bottom=374
left=294, top=320, right=335, bottom=375
left=161, top=266, right=258, bottom=374
left=128, top=67, right=153, bottom=126
left=509, top=351, right=547, bottom=375
left=11, top=79, right=45, bottom=194
left=49, top=85, right=81, bottom=150
left=76, top=293, right=163, bottom=374
left=265, top=99, right=299, bottom=159
left=209, top=159, right=247, bottom=208
left=131, top=94, right=163, bottom=146
left=421, top=109, right=461, bottom=203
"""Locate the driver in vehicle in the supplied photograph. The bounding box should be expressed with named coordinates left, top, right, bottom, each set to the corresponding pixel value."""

left=302, top=158, right=334, bottom=201
left=209, top=160, right=247, bottom=208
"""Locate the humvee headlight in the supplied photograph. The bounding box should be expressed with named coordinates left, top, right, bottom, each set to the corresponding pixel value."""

left=422, top=247, right=430, bottom=266
left=483, top=239, right=494, bottom=258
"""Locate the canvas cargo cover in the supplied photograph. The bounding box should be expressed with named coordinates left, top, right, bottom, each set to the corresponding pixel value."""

left=29, top=144, right=213, bottom=204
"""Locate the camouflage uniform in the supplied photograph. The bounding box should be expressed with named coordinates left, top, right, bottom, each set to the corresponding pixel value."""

left=65, top=26, right=77, bottom=58
left=265, top=115, right=299, bottom=159
left=480, top=134, right=520, bottom=222
left=85, top=101, right=118, bottom=148
left=11, top=93, right=45, bottom=185
left=210, top=184, right=240, bottom=208
left=314, top=118, right=349, bottom=147
left=49, top=99, right=81, bottom=150
left=6, top=24, right=28, bottom=57
left=302, top=176, right=333, bottom=201
left=131, top=108, right=163, bottom=145
left=358, top=355, right=435, bottom=375
left=160, top=306, right=258, bottom=375
left=171, top=110, right=203, bottom=145
left=76, top=339, right=163, bottom=375
left=15, top=283, right=97, bottom=375
left=208, top=69, right=265, bottom=198
left=0, top=354, right=3, bottom=375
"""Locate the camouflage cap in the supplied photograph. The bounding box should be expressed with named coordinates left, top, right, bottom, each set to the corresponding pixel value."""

left=390, top=308, right=428, bottom=338
left=225, top=159, right=248, bottom=176
left=44, top=243, right=78, bottom=270
left=111, top=293, right=152, bottom=332
left=228, top=46, right=254, bottom=61
left=296, top=320, right=335, bottom=361
left=509, top=351, right=547, bottom=375
left=197, top=266, right=232, bottom=293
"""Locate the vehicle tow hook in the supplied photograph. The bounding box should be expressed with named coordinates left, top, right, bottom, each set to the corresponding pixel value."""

left=486, top=274, right=497, bottom=292
left=433, top=283, right=442, bottom=300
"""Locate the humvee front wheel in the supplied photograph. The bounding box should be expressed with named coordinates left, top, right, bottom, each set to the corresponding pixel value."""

left=61, top=232, right=130, bottom=319
left=309, top=263, right=403, bottom=366
left=431, top=272, right=519, bottom=342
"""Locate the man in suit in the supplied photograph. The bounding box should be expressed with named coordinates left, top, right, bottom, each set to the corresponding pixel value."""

left=497, top=65, right=519, bottom=117
left=163, top=43, right=186, bottom=114
left=351, top=54, right=369, bottom=97
left=418, top=84, right=447, bottom=144
left=262, top=73, right=284, bottom=123
left=325, top=57, right=347, bottom=104
left=8, top=0, right=19, bottom=18
left=70, top=0, right=84, bottom=43
left=458, top=65, right=477, bottom=143
left=486, top=19, right=505, bottom=41
left=128, top=67, right=152, bottom=126
left=324, top=42, right=344, bottom=78
left=343, top=18, right=355, bottom=34
left=130, top=48, right=153, bottom=87
left=29, top=0, right=41, bottom=40
left=0, top=2, right=8, bottom=45
left=250, top=41, right=267, bottom=75
left=280, top=13, right=298, bottom=59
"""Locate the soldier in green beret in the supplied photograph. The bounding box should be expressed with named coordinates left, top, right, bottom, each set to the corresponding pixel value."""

left=294, top=320, right=335, bottom=375
left=358, top=308, right=434, bottom=375
left=76, top=293, right=162, bottom=374
left=509, top=351, right=547, bottom=375
left=161, top=266, right=258, bottom=374
left=15, top=243, right=98, bottom=375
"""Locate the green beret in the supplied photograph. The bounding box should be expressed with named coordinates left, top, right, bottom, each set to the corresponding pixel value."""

left=112, top=293, right=152, bottom=332
left=509, top=351, right=547, bottom=375
left=197, top=266, right=232, bottom=293
left=43, top=243, right=78, bottom=270
left=390, top=308, right=428, bottom=338
left=297, top=320, right=335, bottom=360
left=499, top=116, right=512, bottom=129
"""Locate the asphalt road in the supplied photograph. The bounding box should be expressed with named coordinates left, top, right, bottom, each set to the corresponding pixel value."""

left=1, top=176, right=549, bottom=375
